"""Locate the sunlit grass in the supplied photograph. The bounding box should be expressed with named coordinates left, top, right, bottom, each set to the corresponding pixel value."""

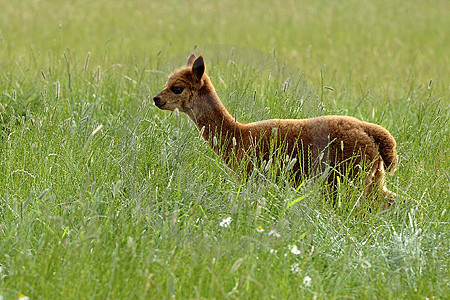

left=0, top=0, right=448, bottom=298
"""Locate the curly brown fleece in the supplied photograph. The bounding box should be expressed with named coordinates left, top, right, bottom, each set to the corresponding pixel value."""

left=153, top=54, right=399, bottom=205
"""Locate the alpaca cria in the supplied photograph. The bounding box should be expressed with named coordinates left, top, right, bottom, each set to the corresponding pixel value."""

left=153, top=54, right=399, bottom=204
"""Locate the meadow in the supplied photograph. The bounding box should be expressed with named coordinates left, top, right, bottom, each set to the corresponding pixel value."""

left=0, top=0, right=448, bottom=298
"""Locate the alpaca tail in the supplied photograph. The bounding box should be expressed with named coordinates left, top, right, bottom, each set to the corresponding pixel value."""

left=362, top=122, right=398, bottom=174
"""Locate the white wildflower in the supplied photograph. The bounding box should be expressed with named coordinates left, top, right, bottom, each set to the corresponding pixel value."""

left=303, top=275, right=312, bottom=287
left=268, top=228, right=281, bottom=238
left=256, top=225, right=264, bottom=233
left=18, top=294, right=30, bottom=300
left=219, top=217, right=232, bottom=228
left=290, top=263, right=301, bottom=274
left=289, top=244, right=301, bottom=255
left=269, top=249, right=277, bottom=254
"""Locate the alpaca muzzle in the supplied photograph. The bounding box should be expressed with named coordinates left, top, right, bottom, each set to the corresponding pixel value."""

left=153, top=95, right=166, bottom=108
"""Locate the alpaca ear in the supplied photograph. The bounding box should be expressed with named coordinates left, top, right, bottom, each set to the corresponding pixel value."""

left=187, top=53, right=196, bottom=66
left=192, top=55, right=205, bottom=81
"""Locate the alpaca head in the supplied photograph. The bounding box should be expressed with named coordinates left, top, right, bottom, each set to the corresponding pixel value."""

left=153, top=54, right=207, bottom=112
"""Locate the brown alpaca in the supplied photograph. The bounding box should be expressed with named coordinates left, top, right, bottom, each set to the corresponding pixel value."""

left=153, top=54, right=399, bottom=206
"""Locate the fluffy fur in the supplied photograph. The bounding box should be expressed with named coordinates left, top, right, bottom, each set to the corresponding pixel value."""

left=153, top=54, right=399, bottom=205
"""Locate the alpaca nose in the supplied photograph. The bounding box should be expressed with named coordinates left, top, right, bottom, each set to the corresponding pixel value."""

left=153, top=96, right=161, bottom=102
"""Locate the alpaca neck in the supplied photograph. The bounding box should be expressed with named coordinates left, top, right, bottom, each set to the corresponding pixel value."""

left=186, top=87, right=240, bottom=148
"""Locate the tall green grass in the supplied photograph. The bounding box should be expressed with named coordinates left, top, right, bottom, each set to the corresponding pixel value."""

left=1, top=0, right=448, bottom=298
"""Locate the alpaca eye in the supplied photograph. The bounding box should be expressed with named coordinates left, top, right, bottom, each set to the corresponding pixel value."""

left=170, top=87, right=184, bottom=94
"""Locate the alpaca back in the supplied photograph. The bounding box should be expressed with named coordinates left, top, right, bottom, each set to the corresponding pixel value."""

left=234, top=115, right=402, bottom=207
left=243, top=116, right=397, bottom=180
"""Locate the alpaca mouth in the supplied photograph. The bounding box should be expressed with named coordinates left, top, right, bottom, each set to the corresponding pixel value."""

left=155, top=101, right=166, bottom=108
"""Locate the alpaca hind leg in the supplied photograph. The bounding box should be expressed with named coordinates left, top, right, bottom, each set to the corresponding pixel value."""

left=365, top=158, right=396, bottom=209
left=364, top=158, right=380, bottom=197
left=366, top=158, right=423, bottom=217
left=375, top=159, right=399, bottom=208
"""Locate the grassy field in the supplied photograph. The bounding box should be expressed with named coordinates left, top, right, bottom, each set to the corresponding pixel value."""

left=1, top=0, right=449, bottom=298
